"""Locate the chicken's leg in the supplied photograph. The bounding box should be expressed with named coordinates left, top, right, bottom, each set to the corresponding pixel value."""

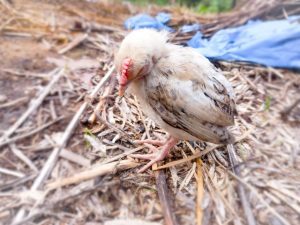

left=131, top=136, right=178, bottom=172
left=134, top=133, right=171, bottom=147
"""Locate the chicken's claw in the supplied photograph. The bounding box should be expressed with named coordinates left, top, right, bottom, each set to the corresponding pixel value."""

left=131, top=136, right=178, bottom=172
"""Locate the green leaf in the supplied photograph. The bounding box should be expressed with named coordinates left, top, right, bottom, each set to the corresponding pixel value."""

left=83, top=127, right=93, bottom=136
left=264, top=96, right=272, bottom=111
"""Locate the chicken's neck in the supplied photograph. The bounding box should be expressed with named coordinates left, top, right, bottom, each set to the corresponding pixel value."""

left=128, top=77, right=146, bottom=97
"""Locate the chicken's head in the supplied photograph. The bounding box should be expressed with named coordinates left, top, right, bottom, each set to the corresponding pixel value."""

left=115, top=29, right=169, bottom=96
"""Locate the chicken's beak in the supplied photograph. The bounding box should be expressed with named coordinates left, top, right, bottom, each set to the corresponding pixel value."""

left=118, top=84, right=127, bottom=97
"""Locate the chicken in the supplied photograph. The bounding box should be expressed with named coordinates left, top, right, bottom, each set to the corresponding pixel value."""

left=115, top=29, right=236, bottom=172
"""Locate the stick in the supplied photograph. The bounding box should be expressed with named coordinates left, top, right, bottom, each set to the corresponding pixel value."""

left=268, top=189, right=300, bottom=215
left=0, top=167, right=25, bottom=178
left=196, top=159, right=204, bottom=225
left=280, top=97, right=300, bottom=121
left=0, top=97, right=28, bottom=109
left=221, top=161, right=290, bottom=225
left=0, top=0, right=13, bottom=11
left=227, top=144, right=256, bottom=225
left=32, top=66, right=114, bottom=189
left=88, top=75, right=117, bottom=124
left=101, top=146, right=144, bottom=165
left=58, top=33, right=88, bottom=54
left=0, top=68, right=64, bottom=145
left=60, top=148, right=90, bottom=167
left=11, top=180, right=121, bottom=225
left=94, top=112, right=135, bottom=145
left=47, top=159, right=139, bottom=189
left=155, top=169, right=179, bottom=225
left=12, top=66, right=115, bottom=223
left=134, top=95, right=151, bottom=139
left=10, top=144, right=38, bottom=172
left=0, top=174, right=36, bottom=191
left=72, top=20, right=123, bottom=33
left=0, top=117, right=64, bottom=148
left=155, top=145, right=219, bottom=170
left=0, top=68, right=49, bottom=79
left=155, top=128, right=252, bottom=170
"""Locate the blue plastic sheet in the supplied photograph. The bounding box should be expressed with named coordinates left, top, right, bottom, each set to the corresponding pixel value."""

left=124, top=13, right=173, bottom=31
left=124, top=13, right=300, bottom=69
left=155, top=12, right=171, bottom=24
left=180, top=24, right=201, bottom=33
left=188, top=17, right=300, bottom=69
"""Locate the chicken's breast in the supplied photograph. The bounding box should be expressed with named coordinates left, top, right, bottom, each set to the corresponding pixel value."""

left=143, top=45, right=236, bottom=144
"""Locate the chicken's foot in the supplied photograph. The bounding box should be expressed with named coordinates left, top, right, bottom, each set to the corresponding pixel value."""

left=131, top=136, right=178, bottom=172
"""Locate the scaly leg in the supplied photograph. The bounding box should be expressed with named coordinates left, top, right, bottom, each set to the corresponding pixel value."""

left=131, top=136, right=178, bottom=172
left=134, top=133, right=170, bottom=147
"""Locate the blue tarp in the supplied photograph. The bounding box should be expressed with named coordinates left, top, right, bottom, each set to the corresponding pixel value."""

left=124, top=13, right=173, bottom=31
left=188, top=17, right=300, bottom=69
left=124, top=13, right=300, bottom=69
left=180, top=23, right=201, bottom=33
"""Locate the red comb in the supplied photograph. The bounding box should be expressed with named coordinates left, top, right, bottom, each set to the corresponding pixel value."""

left=120, top=58, right=132, bottom=86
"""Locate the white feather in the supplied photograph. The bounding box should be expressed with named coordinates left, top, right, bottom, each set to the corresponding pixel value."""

left=116, top=29, right=236, bottom=143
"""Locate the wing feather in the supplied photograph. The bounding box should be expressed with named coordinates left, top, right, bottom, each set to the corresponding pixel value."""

left=145, top=46, right=236, bottom=143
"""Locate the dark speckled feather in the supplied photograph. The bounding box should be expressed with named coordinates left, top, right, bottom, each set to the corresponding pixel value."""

left=143, top=45, right=236, bottom=144
left=116, top=29, right=236, bottom=144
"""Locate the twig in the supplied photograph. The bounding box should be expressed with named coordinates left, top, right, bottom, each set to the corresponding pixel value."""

left=0, top=68, right=49, bottom=79
left=0, top=68, right=64, bottom=145
left=46, top=159, right=139, bottom=189
left=88, top=75, right=117, bottom=124
left=234, top=69, right=264, bottom=95
left=268, top=188, right=300, bottom=215
left=0, top=174, right=36, bottom=191
left=0, top=167, right=25, bottom=178
left=0, top=117, right=64, bottom=148
left=101, top=146, right=144, bottom=164
left=134, top=95, right=151, bottom=139
left=155, top=169, right=179, bottom=225
left=58, top=33, right=88, bottom=54
left=280, top=97, right=300, bottom=121
left=0, top=0, right=14, bottom=11
left=11, top=211, right=61, bottom=225
left=12, top=180, right=121, bottom=225
left=267, top=182, right=300, bottom=204
left=10, top=144, right=38, bottom=172
left=267, top=67, right=284, bottom=79
left=72, top=20, right=123, bottom=33
left=51, top=180, right=120, bottom=206
left=32, top=66, right=114, bottom=188
left=0, top=97, right=28, bottom=109
left=12, top=66, right=115, bottom=224
left=94, top=111, right=135, bottom=145
left=179, top=162, right=196, bottom=191
left=49, top=100, right=57, bottom=120
left=155, top=145, right=219, bottom=170
left=60, top=148, right=90, bottom=167
left=218, top=159, right=290, bottom=225
left=227, top=144, right=256, bottom=225
left=155, top=128, right=252, bottom=170
left=196, top=159, right=204, bottom=225
left=203, top=164, right=243, bottom=224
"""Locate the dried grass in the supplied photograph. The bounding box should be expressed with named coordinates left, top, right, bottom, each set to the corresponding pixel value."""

left=0, top=1, right=299, bottom=225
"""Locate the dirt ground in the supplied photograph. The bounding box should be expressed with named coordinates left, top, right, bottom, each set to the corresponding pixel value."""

left=0, top=1, right=300, bottom=225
